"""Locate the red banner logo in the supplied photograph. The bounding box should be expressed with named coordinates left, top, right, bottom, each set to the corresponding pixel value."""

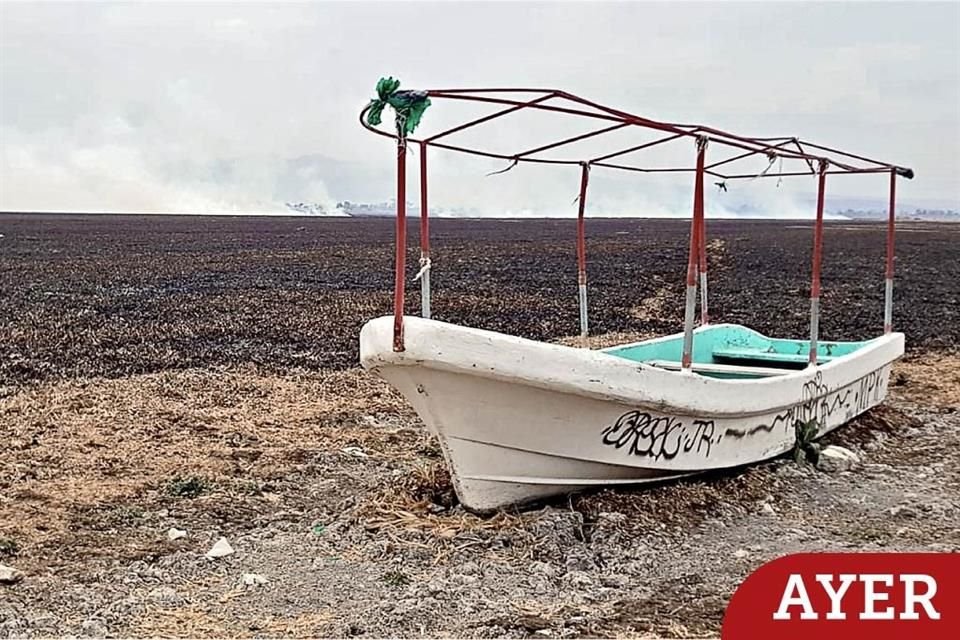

left=722, top=553, right=959, bottom=639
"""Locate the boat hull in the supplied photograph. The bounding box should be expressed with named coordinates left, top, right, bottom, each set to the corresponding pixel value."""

left=360, top=316, right=904, bottom=512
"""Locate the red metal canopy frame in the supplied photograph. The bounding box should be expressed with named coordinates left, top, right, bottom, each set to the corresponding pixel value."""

left=359, top=88, right=914, bottom=367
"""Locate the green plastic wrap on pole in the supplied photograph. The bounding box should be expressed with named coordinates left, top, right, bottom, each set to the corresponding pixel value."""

left=365, top=77, right=431, bottom=137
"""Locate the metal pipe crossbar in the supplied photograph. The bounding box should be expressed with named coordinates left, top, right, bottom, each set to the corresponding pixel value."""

left=362, top=86, right=912, bottom=354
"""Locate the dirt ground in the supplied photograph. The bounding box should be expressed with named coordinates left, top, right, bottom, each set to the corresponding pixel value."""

left=1, top=352, right=957, bottom=638
left=1, top=216, right=958, bottom=637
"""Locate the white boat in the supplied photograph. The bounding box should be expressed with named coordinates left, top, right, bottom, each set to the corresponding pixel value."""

left=357, top=81, right=913, bottom=511
left=361, top=316, right=903, bottom=511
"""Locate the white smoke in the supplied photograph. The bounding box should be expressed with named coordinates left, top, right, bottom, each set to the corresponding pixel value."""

left=0, top=125, right=340, bottom=215
left=418, top=153, right=841, bottom=219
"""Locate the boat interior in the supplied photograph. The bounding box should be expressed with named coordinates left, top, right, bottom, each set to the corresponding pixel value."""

left=603, top=324, right=875, bottom=379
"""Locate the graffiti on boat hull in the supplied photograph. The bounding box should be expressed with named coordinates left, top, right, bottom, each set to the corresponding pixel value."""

left=601, top=367, right=887, bottom=460
left=600, top=411, right=719, bottom=460
left=725, top=367, right=887, bottom=439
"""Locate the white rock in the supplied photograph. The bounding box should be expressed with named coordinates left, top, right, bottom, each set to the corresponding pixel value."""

left=241, top=573, right=267, bottom=586
left=817, top=445, right=860, bottom=472
left=0, top=563, right=23, bottom=583
left=425, top=579, right=446, bottom=595
left=341, top=446, right=368, bottom=458
left=762, top=503, right=777, bottom=516
left=148, top=586, right=183, bottom=605
left=167, top=527, right=187, bottom=541
left=205, top=537, right=235, bottom=559
left=733, top=549, right=749, bottom=559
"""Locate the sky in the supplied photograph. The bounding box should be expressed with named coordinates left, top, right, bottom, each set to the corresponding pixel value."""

left=1, top=1, right=958, bottom=217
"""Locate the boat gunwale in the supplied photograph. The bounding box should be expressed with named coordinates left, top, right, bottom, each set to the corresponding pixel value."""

left=360, top=315, right=904, bottom=418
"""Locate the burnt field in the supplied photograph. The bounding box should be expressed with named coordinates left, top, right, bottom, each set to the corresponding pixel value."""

left=1, top=213, right=957, bottom=390
left=1, top=213, right=959, bottom=638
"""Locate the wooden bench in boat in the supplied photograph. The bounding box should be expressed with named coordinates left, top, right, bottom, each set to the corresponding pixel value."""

left=646, top=359, right=789, bottom=377
left=712, top=346, right=835, bottom=366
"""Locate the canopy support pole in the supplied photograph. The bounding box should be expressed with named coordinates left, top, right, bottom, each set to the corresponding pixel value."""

left=576, top=162, right=590, bottom=340
left=808, top=159, right=828, bottom=365
left=419, top=141, right=431, bottom=319
left=682, top=137, right=707, bottom=370
left=393, top=139, right=407, bottom=351
left=698, top=199, right=709, bottom=325
left=884, top=169, right=896, bottom=333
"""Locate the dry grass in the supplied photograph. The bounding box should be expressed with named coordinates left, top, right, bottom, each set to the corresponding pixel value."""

left=128, top=606, right=336, bottom=638
left=631, top=286, right=675, bottom=323
left=353, top=462, right=531, bottom=561
left=554, top=330, right=659, bottom=349
left=0, top=366, right=416, bottom=564
left=3, top=337, right=953, bottom=572
left=891, top=351, right=960, bottom=408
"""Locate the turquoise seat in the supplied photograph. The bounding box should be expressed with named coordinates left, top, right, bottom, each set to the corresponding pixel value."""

left=712, top=346, right=834, bottom=366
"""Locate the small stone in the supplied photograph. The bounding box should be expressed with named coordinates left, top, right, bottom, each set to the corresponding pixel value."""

left=205, top=537, right=235, bottom=559
left=80, top=618, right=107, bottom=638
left=532, top=579, right=551, bottom=594
left=459, top=561, right=480, bottom=576
left=157, top=509, right=169, bottom=518
left=600, top=573, right=631, bottom=588
left=564, top=570, right=595, bottom=589
left=597, top=511, right=627, bottom=524
left=817, top=445, right=860, bottom=472
left=148, top=586, right=183, bottom=606
left=0, top=563, right=23, bottom=584
left=242, top=573, right=267, bottom=586
left=341, top=446, right=368, bottom=458
left=889, top=505, right=919, bottom=519
left=762, top=503, right=777, bottom=516
left=734, top=549, right=749, bottom=559
left=167, top=527, right=187, bottom=541
left=529, top=561, right=558, bottom=578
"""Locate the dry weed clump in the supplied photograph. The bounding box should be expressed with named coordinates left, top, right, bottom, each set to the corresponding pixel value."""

left=352, top=462, right=530, bottom=556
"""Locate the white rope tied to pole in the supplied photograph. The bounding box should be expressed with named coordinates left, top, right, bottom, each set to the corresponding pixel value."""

left=745, top=152, right=778, bottom=182
left=716, top=152, right=783, bottom=193
left=414, top=256, right=432, bottom=281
